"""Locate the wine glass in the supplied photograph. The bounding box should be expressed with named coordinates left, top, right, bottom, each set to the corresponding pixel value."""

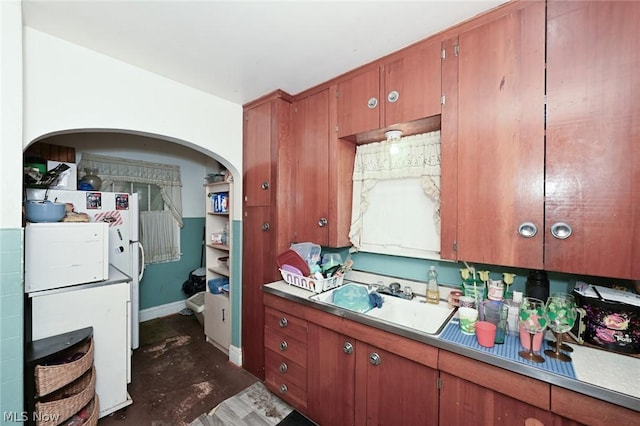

left=544, top=294, right=577, bottom=362
left=518, top=297, right=547, bottom=363
left=549, top=292, right=576, bottom=353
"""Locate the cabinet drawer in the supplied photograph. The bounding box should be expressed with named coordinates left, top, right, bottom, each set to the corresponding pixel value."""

left=264, top=370, right=307, bottom=412
left=264, top=307, right=307, bottom=343
left=264, top=327, right=307, bottom=367
left=265, top=349, right=306, bottom=391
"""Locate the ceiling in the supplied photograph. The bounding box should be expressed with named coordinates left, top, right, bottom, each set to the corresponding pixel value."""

left=22, top=0, right=507, bottom=105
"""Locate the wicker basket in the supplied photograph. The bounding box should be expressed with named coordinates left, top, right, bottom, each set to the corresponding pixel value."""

left=34, top=338, right=93, bottom=397
left=84, top=394, right=99, bottom=426
left=35, top=366, right=96, bottom=426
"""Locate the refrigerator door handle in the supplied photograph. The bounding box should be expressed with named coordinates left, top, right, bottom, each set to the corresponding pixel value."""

left=138, top=243, right=145, bottom=281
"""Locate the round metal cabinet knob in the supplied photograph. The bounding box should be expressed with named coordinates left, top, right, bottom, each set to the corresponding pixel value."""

left=262, top=222, right=270, bottom=231
left=369, top=352, right=381, bottom=366
left=518, top=222, right=538, bottom=238
left=343, top=342, right=353, bottom=354
left=318, top=217, right=328, bottom=228
left=261, top=181, right=269, bottom=190
left=279, top=362, right=288, bottom=373
left=279, top=340, right=288, bottom=351
left=367, top=97, right=378, bottom=109
left=279, top=317, right=288, bottom=328
left=387, top=90, right=400, bottom=103
left=550, top=222, right=573, bottom=239
left=279, top=384, right=288, bottom=395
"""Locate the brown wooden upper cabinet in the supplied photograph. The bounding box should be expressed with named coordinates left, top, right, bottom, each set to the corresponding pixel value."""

left=444, top=1, right=546, bottom=269
left=292, top=88, right=355, bottom=247
left=336, top=39, right=442, bottom=139
left=544, top=0, right=640, bottom=279
left=243, top=102, right=274, bottom=207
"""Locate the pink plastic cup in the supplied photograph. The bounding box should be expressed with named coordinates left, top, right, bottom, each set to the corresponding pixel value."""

left=476, top=321, right=497, bottom=348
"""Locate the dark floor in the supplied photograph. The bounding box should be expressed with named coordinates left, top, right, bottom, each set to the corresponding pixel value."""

left=98, top=313, right=259, bottom=426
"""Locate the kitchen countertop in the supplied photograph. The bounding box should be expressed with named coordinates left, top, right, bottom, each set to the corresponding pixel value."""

left=263, top=276, right=640, bottom=413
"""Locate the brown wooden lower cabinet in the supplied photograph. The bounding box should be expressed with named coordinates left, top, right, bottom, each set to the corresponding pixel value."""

left=264, top=292, right=639, bottom=426
left=551, top=386, right=640, bottom=426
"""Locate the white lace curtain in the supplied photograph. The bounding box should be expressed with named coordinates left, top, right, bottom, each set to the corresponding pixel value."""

left=349, top=130, right=441, bottom=251
left=79, top=153, right=183, bottom=263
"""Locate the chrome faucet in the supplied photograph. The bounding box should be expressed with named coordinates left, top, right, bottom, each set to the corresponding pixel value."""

left=369, top=281, right=414, bottom=300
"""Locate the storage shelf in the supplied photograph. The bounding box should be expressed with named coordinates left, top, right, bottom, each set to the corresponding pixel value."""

left=207, top=243, right=230, bottom=251
left=207, top=212, right=229, bottom=216
left=208, top=265, right=230, bottom=277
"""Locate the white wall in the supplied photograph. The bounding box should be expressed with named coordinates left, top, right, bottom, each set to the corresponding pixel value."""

left=37, top=132, right=215, bottom=217
left=23, top=28, right=244, bottom=218
left=0, top=0, right=24, bottom=229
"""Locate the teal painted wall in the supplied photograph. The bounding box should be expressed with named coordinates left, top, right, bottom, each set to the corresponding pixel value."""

left=0, top=228, right=24, bottom=415
left=347, top=251, right=631, bottom=296
left=139, top=217, right=205, bottom=310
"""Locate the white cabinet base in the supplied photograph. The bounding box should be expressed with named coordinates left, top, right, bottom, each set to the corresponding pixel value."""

left=204, top=292, right=231, bottom=355
left=31, top=281, right=132, bottom=418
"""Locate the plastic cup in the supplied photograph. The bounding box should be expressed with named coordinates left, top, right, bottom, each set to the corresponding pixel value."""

left=459, top=296, right=475, bottom=308
left=459, top=307, right=479, bottom=335
left=475, top=321, right=497, bottom=348
left=482, top=301, right=509, bottom=344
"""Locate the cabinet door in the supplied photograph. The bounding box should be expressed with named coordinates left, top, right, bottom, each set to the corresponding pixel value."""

left=355, top=342, right=438, bottom=426
left=293, top=90, right=330, bottom=245
left=337, top=67, right=381, bottom=138
left=243, top=102, right=273, bottom=207
left=307, top=324, right=356, bottom=426
left=384, top=40, right=442, bottom=127
left=439, top=372, right=553, bottom=426
left=241, top=206, right=272, bottom=379
left=455, top=1, right=545, bottom=268
left=204, top=292, right=231, bottom=353
left=545, top=1, right=640, bottom=279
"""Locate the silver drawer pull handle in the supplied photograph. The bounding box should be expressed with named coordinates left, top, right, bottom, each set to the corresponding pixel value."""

left=261, top=181, right=269, bottom=190
left=367, top=97, right=378, bottom=109
left=279, top=362, right=288, bottom=373
left=518, top=222, right=538, bottom=238
left=279, top=340, right=288, bottom=351
left=343, top=342, right=353, bottom=354
left=387, top=90, right=400, bottom=103
left=279, top=317, right=288, bottom=328
left=369, top=352, right=381, bottom=366
left=550, top=222, right=572, bottom=239
left=318, top=217, right=328, bottom=227
left=279, top=384, right=288, bottom=394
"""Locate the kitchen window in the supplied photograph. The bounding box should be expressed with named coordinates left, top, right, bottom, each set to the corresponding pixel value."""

left=79, top=153, right=183, bottom=264
left=349, top=130, right=441, bottom=260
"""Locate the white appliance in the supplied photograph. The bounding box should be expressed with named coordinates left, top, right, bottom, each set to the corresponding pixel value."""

left=25, top=222, right=109, bottom=292
left=35, top=188, right=146, bottom=350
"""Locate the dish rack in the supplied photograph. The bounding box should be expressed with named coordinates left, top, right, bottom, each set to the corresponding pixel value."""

left=279, top=269, right=344, bottom=293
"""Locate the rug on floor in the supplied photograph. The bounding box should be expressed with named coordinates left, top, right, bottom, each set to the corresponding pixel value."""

left=189, top=382, right=293, bottom=426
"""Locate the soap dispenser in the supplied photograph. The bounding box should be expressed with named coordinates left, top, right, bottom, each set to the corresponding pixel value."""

left=426, top=266, right=439, bottom=304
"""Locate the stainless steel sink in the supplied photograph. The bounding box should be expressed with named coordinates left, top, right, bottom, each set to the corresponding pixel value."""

left=309, top=283, right=456, bottom=335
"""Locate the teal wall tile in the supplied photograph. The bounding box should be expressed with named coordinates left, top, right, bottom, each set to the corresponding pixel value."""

left=0, top=228, right=24, bottom=416
left=1, top=379, right=23, bottom=416
left=139, top=217, right=205, bottom=310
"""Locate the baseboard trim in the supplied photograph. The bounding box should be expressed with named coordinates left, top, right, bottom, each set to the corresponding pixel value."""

left=139, top=300, right=187, bottom=322
left=229, top=345, right=242, bottom=367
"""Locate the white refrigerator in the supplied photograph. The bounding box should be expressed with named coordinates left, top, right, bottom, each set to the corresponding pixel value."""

left=29, top=188, right=145, bottom=349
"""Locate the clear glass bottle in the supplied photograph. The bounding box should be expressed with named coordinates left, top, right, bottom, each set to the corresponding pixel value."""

left=426, top=266, right=439, bottom=304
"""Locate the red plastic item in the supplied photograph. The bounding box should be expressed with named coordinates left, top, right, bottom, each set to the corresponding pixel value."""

left=276, top=249, right=310, bottom=277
